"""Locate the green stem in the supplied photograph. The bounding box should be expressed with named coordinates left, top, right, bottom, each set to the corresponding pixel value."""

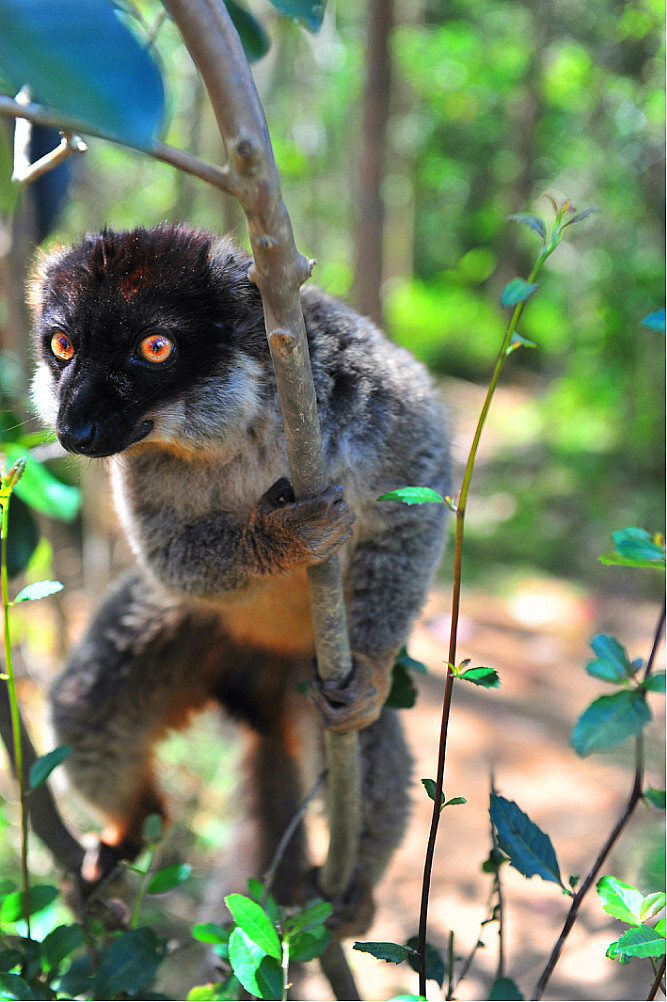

left=130, top=849, right=155, bottom=929
left=281, top=936, right=290, bottom=1002
left=0, top=488, right=31, bottom=937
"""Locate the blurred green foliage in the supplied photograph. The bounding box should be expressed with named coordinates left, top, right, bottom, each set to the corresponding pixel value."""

left=8, top=0, right=665, bottom=584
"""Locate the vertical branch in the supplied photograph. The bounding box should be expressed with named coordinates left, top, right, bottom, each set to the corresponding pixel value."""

left=160, top=0, right=361, bottom=898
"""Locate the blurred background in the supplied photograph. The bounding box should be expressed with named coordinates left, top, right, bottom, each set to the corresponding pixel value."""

left=0, top=0, right=664, bottom=999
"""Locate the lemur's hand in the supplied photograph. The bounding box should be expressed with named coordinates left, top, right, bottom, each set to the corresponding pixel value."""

left=251, top=478, right=356, bottom=571
left=310, top=651, right=392, bottom=732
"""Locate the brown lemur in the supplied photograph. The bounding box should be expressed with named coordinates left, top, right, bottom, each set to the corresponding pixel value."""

left=29, top=224, right=450, bottom=929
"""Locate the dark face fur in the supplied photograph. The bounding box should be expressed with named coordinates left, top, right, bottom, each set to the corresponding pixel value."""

left=31, top=225, right=266, bottom=457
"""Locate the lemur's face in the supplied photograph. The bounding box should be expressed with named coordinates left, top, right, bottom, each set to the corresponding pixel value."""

left=30, top=226, right=265, bottom=457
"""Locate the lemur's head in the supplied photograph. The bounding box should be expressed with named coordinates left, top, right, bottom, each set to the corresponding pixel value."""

left=30, top=225, right=267, bottom=458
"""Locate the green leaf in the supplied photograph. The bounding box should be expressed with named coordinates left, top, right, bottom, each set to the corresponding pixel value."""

left=506, top=332, right=537, bottom=355
left=561, top=205, right=599, bottom=227
left=394, top=647, right=429, bottom=674
left=507, top=213, right=546, bottom=242
left=489, top=795, right=563, bottom=887
left=0, top=948, right=22, bottom=973
left=288, top=926, right=330, bottom=961
left=0, top=884, right=58, bottom=922
left=616, top=924, right=666, bottom=959
left=386, top=660, right=418, bottom=709
left=586, top=634, right=632, bottom=682
left=147, top=862, right=192, bottom=894
left=3, top=496, right=39, bottom=578
left=224, top=0, right=270, bottom=61
left=192, top=923, right=230, bottom=945
left=605, top=939, right=631, bottom=964
left=0, top=0, right=165, bottom=146
left=443, top=796, right=467, bottom=807
left=142, top=812, right=164, bottom=843
left=458, top=666, right=500, bottom=688
left=13, top=579, right=63, bottom=604
left=405, top=936, right=445, bottom=987
left=228, top=927, right=282, bottom=999
left=640, top=309, right=665, bottom=332
left=267, top=0, right=327, bottom=31
left=3, top=445, right=80, bottom=522
left=0, top=972, right=33, bottom=1000
left=600, top=527, right=666, bottom=569
left=352, top=941, right=412, bottom=964
left=285, top=899, right=332, bottom=935
left=421, top=778, right=444, bottom=811
left=643, top=672, right=666, bottom=692
left=225, top=894, right=281, bottom=960
left=488, top=977, right=525, bottom=1000
left=596, top=877, right=644, bottom=925
left=500, top=278, right=538, bottom=308
left=377, top=486, right=446, bottom=506
left=640, top=892, right=666, bottom=922
left=571, top=691, right=651, bottom=757
left=93, top=928, right=165, bottom=998
left=29, top=745, right=71, bottom=789
left=40, top=923, right=84, bottom=974
left=187, top=976, right=242, bottom=1000
left=656, top=918, right=667, bottom=936
left=644, top=788, right=666, bottom=809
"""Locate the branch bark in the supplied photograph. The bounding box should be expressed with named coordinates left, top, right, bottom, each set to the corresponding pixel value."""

left=160, top=0, right=361, bottom=899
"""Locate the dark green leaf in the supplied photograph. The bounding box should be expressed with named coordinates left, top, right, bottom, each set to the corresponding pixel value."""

left=0, top=0, right=165, bottom=146
left=93, top=928, right=165, bottom=998
left=571, top=691, right=651, bottom=756
left=285, top=899, right=331, bottom=934
left=56, top=954, right=94, bottom=996
left=642, top=672, right=666, bottom=692
left=644, top=788, right=666, bottom=809
left=0, top=972, right=33, bottom=1000
left=288, top=926, right=330, bottom=961
left=386, top=661, right=418, bottom=709
left=616, top=925, right=666, bottom=959
left=377, top=486, right=446, bottom=506
left=225, top=894, right=281, bottom=960
left=267, top=0, right=326, bottom=31
left=0, top=884, right=58, bottom=922
left=3, top=496, right=39, bottom=578
left=224, top=1, right=270, bottom=62
left=192, top=923, right=230, bottom=945
left=352, top=941, right=411, bottom=964
left=596, top=877, right=643, bottom=925
left=488, top=976, right=524, bottom=1000
left=507, top=213, right=546, bottom=241
left=3, top=445, right=80, bottom=522
left=489, top=795, right=563, bottom=887
left=641, top=309, right=666, bottom=332
left=13, top=580, right=63, bottom=604
left=500, top=278, right=538, bottom=308
left=459, top=666, right=500, bottom=688
left=40, top=923, right=84, bottom=974
left=421, top=778, right=444, bottom=811
left=405, top=936, right=445, bottom=987
left=394, top=647, right=429, bottom=674
left=29, top=745, right=71, bottom=790
left=0, top=949, right=21, bottom=973
left=147, top=863, right=192, bottom=894
left=142, top=813, right=164, bottom=843
left=588, top=634, right=632, bottom=681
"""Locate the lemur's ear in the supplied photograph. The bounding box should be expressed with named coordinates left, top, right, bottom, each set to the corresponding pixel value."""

left=27, top=244, right=67, bottom=320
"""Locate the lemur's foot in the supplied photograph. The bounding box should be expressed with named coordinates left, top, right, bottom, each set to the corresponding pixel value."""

left=310, top=652, right=389, bottom=732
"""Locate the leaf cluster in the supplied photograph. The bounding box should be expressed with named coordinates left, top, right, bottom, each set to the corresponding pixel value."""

left=597, top=877, right=666, bottom=964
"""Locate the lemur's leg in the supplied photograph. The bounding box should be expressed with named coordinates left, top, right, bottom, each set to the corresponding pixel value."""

left=50, top=568, right=226, bottom=866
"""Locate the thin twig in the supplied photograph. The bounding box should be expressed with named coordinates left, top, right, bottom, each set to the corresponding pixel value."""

left=531, top=598, right=666, bottom=1001
left=647, top=957, right=666, bottom=1001
left=14, top=130, right=87, bottom=186
left=262, top=771, right=326, bottom=904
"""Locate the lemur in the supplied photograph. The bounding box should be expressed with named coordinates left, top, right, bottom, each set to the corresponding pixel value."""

left=29, top=224, right=450, bottom=930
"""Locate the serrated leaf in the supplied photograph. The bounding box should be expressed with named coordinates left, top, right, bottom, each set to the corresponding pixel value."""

left=605, top=939, right=631, bottom=963
left=443, top=796, right=467, bottom=807
left=0, top=0, right=166, bottom=146
left=147, top=862, right=191, bottom=894
left=571, top=691, right=651, bottom=757
left=352, top=941, right=411, bottom=963
left=641, top=309, right=666, bottom=332
left=421, top=778, right=444, bottom=811
left=588, top=634, right=632, bottom=681
left=640, top=892, right=666, bottom=922
left=616, top=924, right=666, bottom=958
left=507, top=213, right=547, bottom=241
left=93, top=928, right=165, bottom=998
left=192, top=922, right=230, bottom=945
left=0, top=972, right=33, bottom=1000
left=490, top=795, right=563, bottom=887
left=488, top=976, right=525, bottom=1000
left=643, top=672, right=666, bottom=693
left=596, top=877, right=644, bottom=925
left=459, top=666, right=500, bottom=688
left=644, top=788, right=666, bottom=809
left=377, top=486, right=446, bottom=506
left=228, top=928, right=282, bottom=998
left=29, top=744, right=71, bottom=789
left=500, top=278, right=538, bottom=308
left=224, top=0, right=270, bottom=61
left=40, top=923, right=84, bottom=974
left=268, top=0, right=326, bottom=31
left=0, top=884, right=58, bottom=922
left=12, top=579, right=63, bottom=604
left=225, top=894, right=281, bottom=960
left=3, top=445, right=80, bottom=522
left=405, top=936, right=445, bottom=987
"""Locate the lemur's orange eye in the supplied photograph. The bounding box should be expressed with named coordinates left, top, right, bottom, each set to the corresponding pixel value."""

left=139, top=334, right=174, bottom=364
left=50, top=332, right=75, bottom=362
